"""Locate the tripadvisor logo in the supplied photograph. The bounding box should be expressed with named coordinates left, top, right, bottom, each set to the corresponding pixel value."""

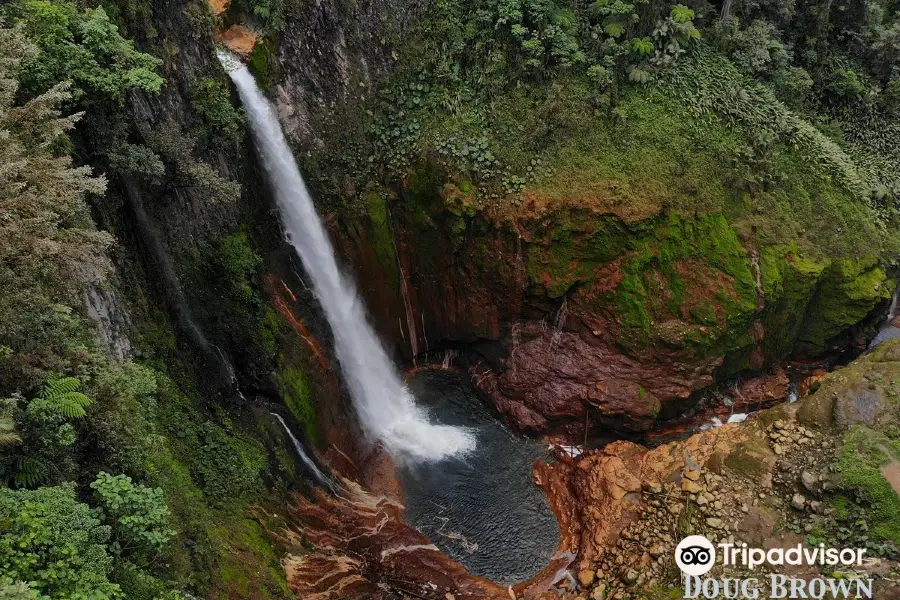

left=675, top=536, right=716, bottom=577
left=674, top=535, right=874, bottom=599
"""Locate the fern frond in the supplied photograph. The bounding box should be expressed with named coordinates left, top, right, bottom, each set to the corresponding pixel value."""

left=40, top=377, right=91, bottom=418
left=15, top=457, right=49, bottom=487
left=670, top=4, right=695, bottom=23
left=42, top=376, right=81, bottom=397
left=0, top=432, right=20, bottom=446
left=52, top=392, right=91, bottom=418
left=628, top=66, right=652, bottom=83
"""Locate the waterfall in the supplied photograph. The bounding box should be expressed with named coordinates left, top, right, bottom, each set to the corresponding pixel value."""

left=122, top=178, right=239, bottom=391
left=270, top=413, right=332, bottom=488
left=222, top=54, right=473, bottom=462
left=887, top=286, right=900, bottom=324
left=787, top=383, right=799, bottom=403
left=870, top=284, right=900, bottom=347
left=441, top=349, right=459, bottom=370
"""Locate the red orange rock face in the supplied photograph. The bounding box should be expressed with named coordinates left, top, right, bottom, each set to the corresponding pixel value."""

left=219, top=25, right=258, bottom=56
left=208, top=0, right=230, bottom=15
left=475, top=322, right=720, bottom=435
left=279, top=481, right=509, bottom=599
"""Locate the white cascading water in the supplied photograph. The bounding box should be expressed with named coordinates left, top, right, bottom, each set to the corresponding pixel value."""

left=270, top=412, right=330, bottom=486
left=220, top=53, right=474, bottom=461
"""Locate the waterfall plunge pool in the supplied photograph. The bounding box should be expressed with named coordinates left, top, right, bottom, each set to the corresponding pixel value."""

left=399, top=370, right=561, bottom=585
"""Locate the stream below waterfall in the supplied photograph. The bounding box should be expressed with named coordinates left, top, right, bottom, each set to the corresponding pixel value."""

left=399, top=370, right=560, bottom=585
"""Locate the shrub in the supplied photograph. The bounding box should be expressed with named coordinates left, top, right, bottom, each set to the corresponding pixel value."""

left=91, top=472, right=176, bottom=563
left=1, top=377, right=93, bottom=488
left=727, top=19, right=790, bottom=78
left=190, top=78, right=246, bottom=150
left=0, top=484, right=121, bottom=599
left=193, top=422, right=266, bottom=505
left=0, top=581, right=44, bottom=599
left=87, top=362, right=163, bottom=476
left=774, top=66, right=813, bottom=103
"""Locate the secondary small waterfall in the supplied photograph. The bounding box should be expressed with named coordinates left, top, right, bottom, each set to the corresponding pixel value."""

left=270, top=412, right=332, bottom=488
left=870, top=284, right=900, bottom=347
left=123, top=178, right=239, bottom=391
left=221, top=54, right=473, bottom=462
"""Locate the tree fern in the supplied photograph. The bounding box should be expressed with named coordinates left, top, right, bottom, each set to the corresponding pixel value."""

left=629, top=66, right=652, bottom=83
left=40, top=376, right=91, bottom=419
left=630, top=37, right=653, bottom=56
left=670, top=4, right=695, bottom=23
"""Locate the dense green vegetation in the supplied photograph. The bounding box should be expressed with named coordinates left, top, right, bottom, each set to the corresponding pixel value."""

left=298, top=0, right=900, bottom=265
left=281, top=0, right=900, bottom=373
left=3, top=0, right=900, bottom=595
left=0, top=3, right=295, bottom=597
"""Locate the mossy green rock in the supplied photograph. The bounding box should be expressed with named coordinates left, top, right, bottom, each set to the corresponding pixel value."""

left=799, top=339, right=900, bottom=431
left=397, top=164, right=888, bottom=364
left=798, top=257, right=892, bottom=352
left=789, top=339, right=900, bottom=545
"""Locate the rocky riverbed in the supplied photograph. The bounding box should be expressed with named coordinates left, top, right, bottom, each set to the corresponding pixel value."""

left=539, top=340, right=900, bottom=600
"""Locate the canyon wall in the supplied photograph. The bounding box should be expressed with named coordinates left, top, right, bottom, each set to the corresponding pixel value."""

left=91, top=0, right=357, bottom=450
left=327, top=163, right=892, bottom=435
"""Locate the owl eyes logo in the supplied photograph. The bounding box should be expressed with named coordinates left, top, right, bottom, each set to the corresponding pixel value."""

left=680, top=546, right=712, bottom=565
left=675, top=535, right=716, bottom=576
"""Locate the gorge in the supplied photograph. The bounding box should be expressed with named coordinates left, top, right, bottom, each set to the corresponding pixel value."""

left=2, top=0, right=900, bottom=599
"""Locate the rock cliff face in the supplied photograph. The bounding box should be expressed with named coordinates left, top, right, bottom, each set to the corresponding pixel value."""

left=87, top=2, right=900, bottom=597
left=330, top=164, right=892, bottom=435
left=259, top=0, right=424, bottom=150
left=92, top=0, right=354, bottom=431
left=89, top=0, right=263, bottom=377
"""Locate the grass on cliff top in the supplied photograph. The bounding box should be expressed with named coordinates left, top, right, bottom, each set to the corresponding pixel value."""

left=483, top=79, right=735, bottom=222
left=326, top=44, right=897, bottom=264
left=474, top=79, right=885, bottom=261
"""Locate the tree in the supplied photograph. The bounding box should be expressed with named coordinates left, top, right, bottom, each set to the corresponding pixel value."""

left=3, top=1, right=164, bottom=106
left=189, top=78, right=246, bottom=150
left=873, top=22, right=900, bottom=82
left=0, top=26, right=111, bottom=392
left=728, top=19, right=791, bottom=77
left=141, top=118, right=241, bottom=205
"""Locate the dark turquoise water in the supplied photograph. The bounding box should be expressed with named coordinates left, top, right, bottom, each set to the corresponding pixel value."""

left=399, top=370, right=560, bottom=584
